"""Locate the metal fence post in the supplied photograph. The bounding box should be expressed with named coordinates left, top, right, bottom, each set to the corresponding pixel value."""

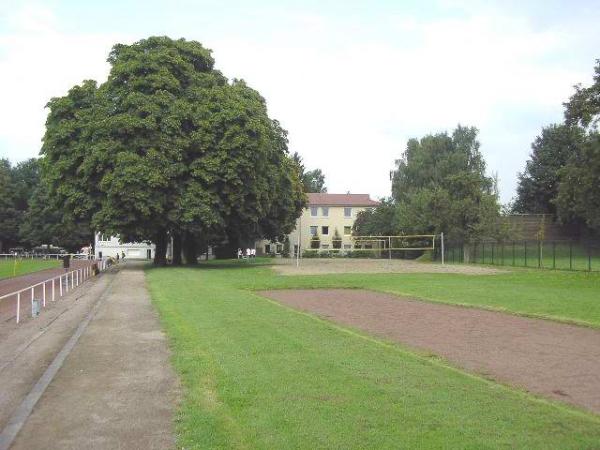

left=569, top=241, right=573, bottom=270
left=512, top=241, right=515, bottom=266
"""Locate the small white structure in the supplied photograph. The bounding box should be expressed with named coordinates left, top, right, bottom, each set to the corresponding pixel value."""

left=94, top=233, right=155, bottom=260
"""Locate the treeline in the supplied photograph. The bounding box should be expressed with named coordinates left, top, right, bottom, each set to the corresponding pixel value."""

left=355, top=59, right=600, bottom=242
left=38, top=36, right=307, bottom=265
left=354, top=125, right=502, bottom=242
left=513, top=59, right=600, bottom=235
left=0, top=158, right=92, bottom=253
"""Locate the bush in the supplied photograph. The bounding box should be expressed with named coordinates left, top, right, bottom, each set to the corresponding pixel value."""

left=332, top=228, right=342, bottom=249
left=310, top=233, right=320, bottom=249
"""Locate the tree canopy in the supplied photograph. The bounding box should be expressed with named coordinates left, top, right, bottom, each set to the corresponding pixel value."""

left=42, top=36, right=305, bottom=263
left=291, top=152, right=327, bottom=193
left=513, top=124, right=585, bottom=216
left=391, top=125, right=500, bottom=241
left=351, top=125, right=500, bottom=243
left=515, top=59, right=600, bottom=235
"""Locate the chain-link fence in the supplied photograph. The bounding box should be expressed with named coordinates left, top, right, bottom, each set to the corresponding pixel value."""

left=436, top=240, right=600, bottom=272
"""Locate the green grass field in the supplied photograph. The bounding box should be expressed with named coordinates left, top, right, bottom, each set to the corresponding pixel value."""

left=0, top=258, right=60, bottom=280
left=146, top=261, right=600, bottom=449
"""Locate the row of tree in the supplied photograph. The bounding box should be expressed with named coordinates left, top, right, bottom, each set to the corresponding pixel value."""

left=354, top=125, right=502, bottom=242
left=354, top=59, right=600, bottom=243
left=514, top=59, right=600, bottom=234
left=2, top=37, right=329, bottom=264
left=0, top=158, right=91, bottom=253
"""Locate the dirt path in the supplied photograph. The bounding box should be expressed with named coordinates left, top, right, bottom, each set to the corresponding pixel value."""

left=4, top=263, right=179, bottom=450
left=260, top=289, right=600, bottom=414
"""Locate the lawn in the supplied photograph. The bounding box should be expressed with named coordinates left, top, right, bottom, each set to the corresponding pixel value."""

left=0, top=258, right=60, bottom=280
left=146, top=261, right=600, bottom=449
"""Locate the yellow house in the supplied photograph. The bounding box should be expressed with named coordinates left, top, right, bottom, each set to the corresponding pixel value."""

left=259, top=193, right=379, bottom=256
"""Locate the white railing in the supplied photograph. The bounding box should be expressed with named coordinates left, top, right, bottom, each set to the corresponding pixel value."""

left=0, top=259, right=112, bottom=324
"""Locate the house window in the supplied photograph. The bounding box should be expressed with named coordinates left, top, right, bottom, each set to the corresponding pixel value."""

left=321, top=207, right=329, bottom=217
left=265, top=244, right=271, bottom=253
left=322, top=226, right=329, bottom=235
left=310, top=226, right=318, bottom=236
left=99, top=234, right=110, bottom=242
left=276, top=244, right=283, bottom=253
left=344, top=226, right=352, bottom=235
left=310, top=206, right=318, bottom=217
left=344, top=207, right=352, bottom=217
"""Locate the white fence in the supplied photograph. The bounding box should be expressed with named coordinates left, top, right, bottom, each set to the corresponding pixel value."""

left=0, top=259, right=111, bottom=324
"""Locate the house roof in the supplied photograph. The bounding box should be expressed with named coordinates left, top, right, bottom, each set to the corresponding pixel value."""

left=307, top=193, right=380, bottom=207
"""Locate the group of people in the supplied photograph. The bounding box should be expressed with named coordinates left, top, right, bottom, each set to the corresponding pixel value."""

left=237, top=248, right=256, bottom=259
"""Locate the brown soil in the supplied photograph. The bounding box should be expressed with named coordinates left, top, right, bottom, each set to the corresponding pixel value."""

left=272, top=258, right=504, bottom=276
left=260, top=289, right=600, bottom=414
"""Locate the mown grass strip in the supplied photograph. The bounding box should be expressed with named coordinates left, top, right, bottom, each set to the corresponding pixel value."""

left=147, top=264, right=600, bottom=449
left=0, top=259, right=60, bottom=280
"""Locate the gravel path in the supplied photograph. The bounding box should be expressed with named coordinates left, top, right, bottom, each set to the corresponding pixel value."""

left=260, top=289, right=600, bottom=414
left=4, top=263, right=178, bottom=450
left=272, top=258, right=504, bottom=275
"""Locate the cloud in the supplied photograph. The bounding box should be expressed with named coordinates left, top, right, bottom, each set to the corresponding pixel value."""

left=208, top=10, right=589, bottom=201
left=0, top=3, right=131, bottom=161
left=0, top=1, right=597, bottom=204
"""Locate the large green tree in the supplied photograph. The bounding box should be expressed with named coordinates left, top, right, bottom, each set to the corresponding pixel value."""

left=352, top=199, right=396, bottom=236
left=42, top=36, right=305, bottom=264
left=513, top=124, right=585, bottom=216
left=565, top=59, right=600, bottom=129
left=555, top=132, right=600, bottom=231
left=391, top=125, right=500, bottom=241
left=514, top=59, right=600, bottom=235
left=0, top=159, right=20, bottom=252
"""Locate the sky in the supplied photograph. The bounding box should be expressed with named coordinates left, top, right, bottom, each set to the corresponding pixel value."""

left=0, top=0, right=598, bottom=203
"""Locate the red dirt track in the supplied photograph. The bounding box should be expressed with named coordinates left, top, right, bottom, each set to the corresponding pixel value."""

left=0, top=260, right=96, bottom=323
left=260, top=289, right=600, bottom=414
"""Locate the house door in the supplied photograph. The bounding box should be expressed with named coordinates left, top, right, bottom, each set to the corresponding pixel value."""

left=147, top=249, right=152, bottom=260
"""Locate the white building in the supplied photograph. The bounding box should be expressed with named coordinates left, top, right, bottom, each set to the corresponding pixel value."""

left=94, top=233, right=155, bottom=260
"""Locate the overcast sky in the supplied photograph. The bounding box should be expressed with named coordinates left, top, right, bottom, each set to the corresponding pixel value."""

left=1, top=0, right=598, bottom=203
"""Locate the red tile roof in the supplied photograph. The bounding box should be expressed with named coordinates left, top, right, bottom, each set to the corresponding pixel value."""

left=307, top=193, right=380, bottom=207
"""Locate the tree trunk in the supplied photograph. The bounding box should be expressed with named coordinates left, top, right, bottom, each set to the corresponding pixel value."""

left=183, top=233, right=198, bottom=265
left=463, top=243, right=470, bottom=263
left=153, top=229, right=168, bottom=266
left=172, top=232, right=182, bottom=266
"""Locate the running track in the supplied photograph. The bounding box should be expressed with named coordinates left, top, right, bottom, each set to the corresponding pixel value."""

left=0, top=260, right=98, bottom=324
